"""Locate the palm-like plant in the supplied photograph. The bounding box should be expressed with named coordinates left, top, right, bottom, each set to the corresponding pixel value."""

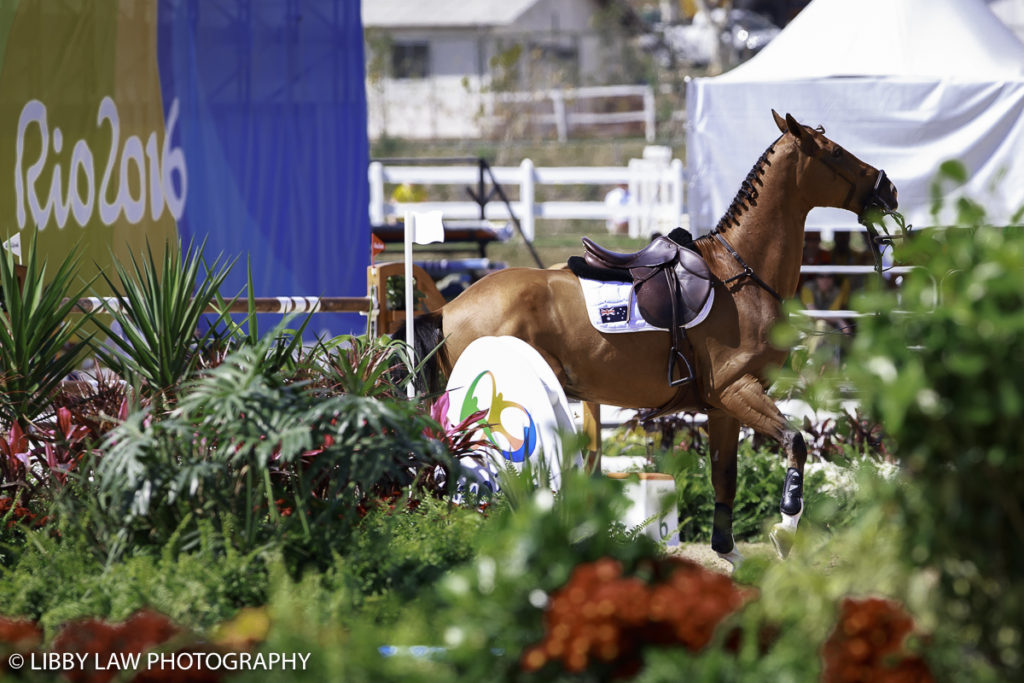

left=85, top=331, right=457, bottom=566
left=205, top=261, right=313, bottom=378
left=0, top=237, right=92, bottom=431
left=91, top=239, right=236, bottom=407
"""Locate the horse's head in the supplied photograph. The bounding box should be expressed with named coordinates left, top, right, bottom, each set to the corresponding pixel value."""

left=773, top=110, right=898, bottom=219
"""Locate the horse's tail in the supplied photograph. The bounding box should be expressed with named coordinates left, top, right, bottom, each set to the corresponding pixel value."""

left=392, top=311, right=447, bottom=395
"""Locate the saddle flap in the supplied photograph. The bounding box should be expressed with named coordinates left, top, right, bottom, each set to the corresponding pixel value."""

left=637, top=264, right=712, bottom=328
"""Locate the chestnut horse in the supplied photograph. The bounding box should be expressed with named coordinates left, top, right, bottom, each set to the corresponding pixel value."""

left=410, top=111, right=898, bottom=565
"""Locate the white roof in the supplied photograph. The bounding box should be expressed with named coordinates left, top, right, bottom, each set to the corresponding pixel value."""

left=362, top=0, right=541, bottom=28
left=718, top=0, right=1024, bottom=81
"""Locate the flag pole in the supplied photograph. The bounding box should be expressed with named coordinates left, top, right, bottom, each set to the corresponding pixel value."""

left=404, top=211, right=416, bottom=399
left=402, top=209, right=444, bottom=400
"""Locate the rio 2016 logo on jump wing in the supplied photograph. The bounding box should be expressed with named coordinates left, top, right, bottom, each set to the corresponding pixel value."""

left=459, top=370, right=538, bottom=463
left=15, top=96, right=187, bottom=231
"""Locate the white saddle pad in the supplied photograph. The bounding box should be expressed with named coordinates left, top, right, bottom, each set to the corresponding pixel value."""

left=578, top=278, right=714, bottom=334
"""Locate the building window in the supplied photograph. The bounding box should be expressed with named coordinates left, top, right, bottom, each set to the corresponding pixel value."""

left=392, top=42, right=429, bottom=79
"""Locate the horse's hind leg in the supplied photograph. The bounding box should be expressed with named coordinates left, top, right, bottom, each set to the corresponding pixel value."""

left=715, top=374, right=808, bottom=559
left=707, top=411, right=744, bottom=567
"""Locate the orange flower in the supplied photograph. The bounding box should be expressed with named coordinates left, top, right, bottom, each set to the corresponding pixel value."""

left=821, top=597, right=933, bottom=683
left=0, top=616, right=42, bottom=651
left=521, top=557, right=753, bottom=676
left=52, top=610, right=181, bottom=683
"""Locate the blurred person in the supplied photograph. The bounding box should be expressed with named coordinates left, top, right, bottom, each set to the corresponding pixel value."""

left=831, top=230, right=872, bottom=304
left=392, top=182, right=427, bottom=204
left=799, top=229, right=831, bottom=289
left=389, top=182, right=428, bottom=225
left=604, top=183, right=631, bottom=234
left=799, top=270, right=850, bottom=366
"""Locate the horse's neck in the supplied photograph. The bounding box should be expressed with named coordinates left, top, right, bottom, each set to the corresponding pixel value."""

left=722, top=143, right=809, bottom=300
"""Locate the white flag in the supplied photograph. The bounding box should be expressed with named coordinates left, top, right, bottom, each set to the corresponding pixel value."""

left=410, top=210, right=445, bottom=245
left=2, top=232, right=21, bottom=263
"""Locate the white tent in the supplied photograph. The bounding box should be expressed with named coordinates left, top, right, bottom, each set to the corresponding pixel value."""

left=685, top=0, right=1024, bottom=233
left=988, top=0, right=1024, bottom=45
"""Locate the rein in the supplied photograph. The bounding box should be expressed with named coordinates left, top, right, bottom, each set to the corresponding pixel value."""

left=712, top=232, right=784, bottom=303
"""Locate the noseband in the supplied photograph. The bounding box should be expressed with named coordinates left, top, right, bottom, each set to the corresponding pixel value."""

left=858, top=169, right=899, bottom=273
left=831, top=157, right=897, bottom=274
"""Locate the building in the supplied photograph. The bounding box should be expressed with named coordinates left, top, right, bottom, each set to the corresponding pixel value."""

left=363, top=0, right=638, bottom=139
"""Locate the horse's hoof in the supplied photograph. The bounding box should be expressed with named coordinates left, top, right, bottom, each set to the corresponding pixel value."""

left=769, top=523, right=795, bottom=559
left=717, top=546, right=745, bottom=569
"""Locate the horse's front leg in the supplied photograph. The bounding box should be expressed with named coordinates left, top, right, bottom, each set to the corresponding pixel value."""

left=716, top=373, right=808, bottom=559
left=707, top=410, right=744, bottom=567
left=771, top=430, right=808, bottom=558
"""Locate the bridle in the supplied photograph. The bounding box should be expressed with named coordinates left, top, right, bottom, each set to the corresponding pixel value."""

left=708, top=167, right=895, bottom=301
left=704, top=130, right=898, bottom=301
left=803, top=146, right=900, bottom=273
left=803, top=136, right=899, bottom=273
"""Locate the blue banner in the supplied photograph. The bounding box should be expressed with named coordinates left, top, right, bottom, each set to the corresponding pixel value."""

left=157, top=0, right=370, bottom=337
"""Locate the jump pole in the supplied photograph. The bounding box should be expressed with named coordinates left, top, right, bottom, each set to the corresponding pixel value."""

left=69, top=296, right=373, bottom=315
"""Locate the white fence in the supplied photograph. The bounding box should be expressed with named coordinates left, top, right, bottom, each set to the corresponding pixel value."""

left=368, top=152, right=684, bottom=240
left=486, top=85, right=657, bottom=143
left=367, top=157, right=912, bottom=300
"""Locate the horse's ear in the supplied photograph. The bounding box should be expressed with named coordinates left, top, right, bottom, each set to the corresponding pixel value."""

left=772, top=109, right=787, bottom=133
left=784, top=113, right=804, bottom=138
left=784, top=113, right=819, bottom=152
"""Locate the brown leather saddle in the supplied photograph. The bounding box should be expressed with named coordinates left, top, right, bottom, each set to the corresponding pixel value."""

left=579, top=234, right=714, bottom=387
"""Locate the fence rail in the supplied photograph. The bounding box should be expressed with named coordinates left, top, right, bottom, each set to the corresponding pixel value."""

left=369, top=156, right=685, bottom=240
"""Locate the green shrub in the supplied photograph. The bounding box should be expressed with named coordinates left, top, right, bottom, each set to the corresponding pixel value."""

left=65, top=333, right=457, bottom=570
left=0, top=524, right=266, bottom=637
left=838, top=225, right=1024, bottom=674
left=336, top=496, right=487, bottom=604
left=307, top=333, right=412, bottom=399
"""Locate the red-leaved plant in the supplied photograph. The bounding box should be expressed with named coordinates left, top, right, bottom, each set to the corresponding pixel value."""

left=0, top=403, right=101, bottom=525
left=423, top=391, right=491, bottom=460
left=0, top=421, right=31, bottom=489
left=417, top=391, right=490, bottom=500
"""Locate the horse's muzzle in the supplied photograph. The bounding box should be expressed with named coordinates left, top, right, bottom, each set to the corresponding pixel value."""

left=865, top=169, right=898, bottom=213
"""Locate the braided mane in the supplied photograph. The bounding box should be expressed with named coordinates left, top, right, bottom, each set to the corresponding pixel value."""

left=711, top=134, right=784, bottom=234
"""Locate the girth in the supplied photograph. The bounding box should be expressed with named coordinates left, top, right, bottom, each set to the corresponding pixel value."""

left=577, top=235, right=713, bottom=388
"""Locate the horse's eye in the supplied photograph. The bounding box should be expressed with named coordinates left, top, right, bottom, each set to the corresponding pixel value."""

left=831, top=148, right=843, bottom=158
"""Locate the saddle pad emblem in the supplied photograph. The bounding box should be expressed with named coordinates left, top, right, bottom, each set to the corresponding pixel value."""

left=579, top=278, right=714, bottom=335
left=599, top=305, right=629, bottom=323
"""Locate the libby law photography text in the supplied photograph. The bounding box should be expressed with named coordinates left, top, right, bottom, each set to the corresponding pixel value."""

left=10, top=650, right=311, bottom=674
